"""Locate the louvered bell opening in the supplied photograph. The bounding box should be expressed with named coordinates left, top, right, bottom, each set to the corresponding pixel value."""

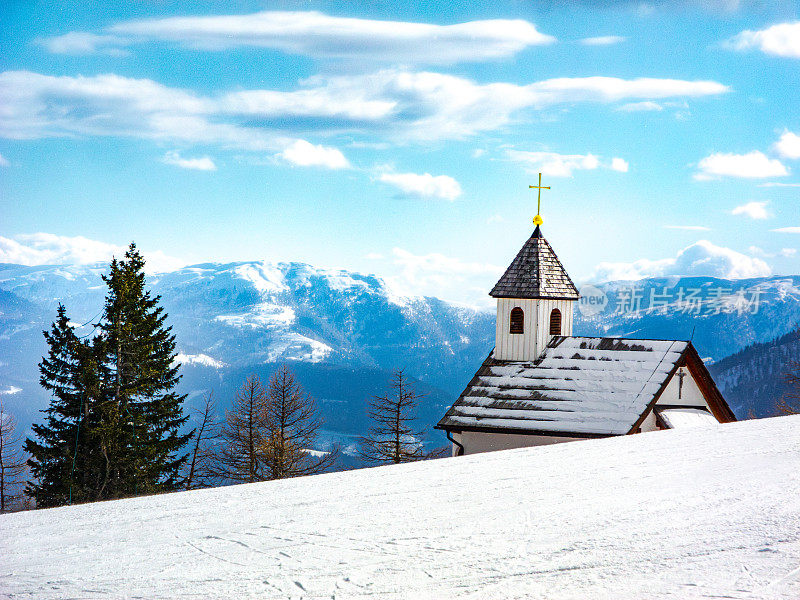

left=509, top=307, right=524, bottom=334
left=549, top=308, right=562, bottom=336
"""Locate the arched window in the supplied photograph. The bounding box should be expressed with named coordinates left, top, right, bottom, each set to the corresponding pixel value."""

left=509, top=307, right=524, bottom=334
left=549, top=308, right=562, bottom=336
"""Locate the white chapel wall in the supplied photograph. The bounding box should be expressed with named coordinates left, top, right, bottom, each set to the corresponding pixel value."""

left=452, top=430, right=583, bottom=455
left=495, top=298, right=574, bottom=361
left=656, top=367, right=709, bottom=409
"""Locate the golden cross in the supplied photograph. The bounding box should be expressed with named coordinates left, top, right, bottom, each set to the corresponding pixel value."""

left=529, top=172, right=550, bottom=226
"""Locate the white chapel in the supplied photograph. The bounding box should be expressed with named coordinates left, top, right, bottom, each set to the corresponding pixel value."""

left=436, top=180, right=736, bottom=456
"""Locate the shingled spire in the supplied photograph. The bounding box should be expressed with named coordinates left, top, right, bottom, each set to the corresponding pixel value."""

left=489, top=226, right=579, bottom=300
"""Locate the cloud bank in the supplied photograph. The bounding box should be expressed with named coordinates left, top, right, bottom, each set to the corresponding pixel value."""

left=41, top=11, right=555, bottom=64
left=592, top=240, right=771, bottom=281
left=0, top=70, right=730, bottom=150
left=0, top=233, right=185, bottom=273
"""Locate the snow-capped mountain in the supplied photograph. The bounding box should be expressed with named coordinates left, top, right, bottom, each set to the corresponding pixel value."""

left=1, top=262, right=799, bottom=439
left=0, top=261, right=494, bottom=445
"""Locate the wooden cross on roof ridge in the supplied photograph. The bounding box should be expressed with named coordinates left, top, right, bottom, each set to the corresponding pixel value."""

left=529, top=172, right=550, bottom=227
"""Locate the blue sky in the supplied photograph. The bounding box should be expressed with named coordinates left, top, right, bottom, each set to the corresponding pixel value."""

left=1, top=0, right=799, bottom=305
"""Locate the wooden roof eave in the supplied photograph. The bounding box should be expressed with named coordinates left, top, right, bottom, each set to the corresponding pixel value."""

left=626, top=341, right=737, bottom=434
left=683, top=343, right=737, bottom=423
left=625, top=341, right=687, bottom=435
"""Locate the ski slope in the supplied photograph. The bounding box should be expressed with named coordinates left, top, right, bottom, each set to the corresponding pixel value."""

left=2, top=416, right=800, bottom=599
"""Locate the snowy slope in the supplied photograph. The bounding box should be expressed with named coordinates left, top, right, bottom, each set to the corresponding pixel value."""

left=3, top=416, right=800, bottom=599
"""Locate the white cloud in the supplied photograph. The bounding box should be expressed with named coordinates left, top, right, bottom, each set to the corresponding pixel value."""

left=774, top=130, right=800, bottom=159
left=0, top=386, right=22, bottom=396
left=276, top=140, right=350, bottom=169
left=38, top=32, right=129, bottom=55
left=0, top=233, right=185, bottom=273
left=487, top=214, right=505, bottom=224
left=162, top=151, right=216, bottom=171
left=617, top=101, right=663, bottom=112
left=773, top=227, right=800, bottom=234
left=507, top=150, right=629, bottom=177
left=727, top=22, right=800, bottom=58
left=506, top=151, right=599, bottom=177
left=694, top=151, right=789, bottom=180
left=472, top=149, right=486, bottom=158
left=580, top=36, right=625, bottom=46
left=780, top=248, right=798, bottom=257
left=611, top=157, right=629, bottom=172
left=0, top=153, right=8, bottom=166
left=731, top=200, right=771, bottom=219
left=759, top=182, right=800, bottom=188
left=389, top=247, right=502, bottom=307
left=43, top=11, right=555, bottom=64
left=0, top=70, right=729, bottom=146
left=379, top=171, right=462, bottom=200
left=364, top=252, right=384, bottom=260
left=664, top=225, right=712, bottom=231
left=592, top=240, right=771, bottom=281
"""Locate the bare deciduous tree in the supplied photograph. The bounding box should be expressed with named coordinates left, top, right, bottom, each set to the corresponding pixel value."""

left=218, top=376, right=269, bottom=483
left=359, top=369, right=433, bottom=464
left=776, top=360, right=800, bottom=416
left=0, top=401, right=26, bottom=512
left=184, top=392, right=222, bottom=490
left=262, top=365, right=337, bottom=480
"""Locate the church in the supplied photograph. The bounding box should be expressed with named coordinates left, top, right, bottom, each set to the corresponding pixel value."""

left=436, top=177, right=736, bottom=456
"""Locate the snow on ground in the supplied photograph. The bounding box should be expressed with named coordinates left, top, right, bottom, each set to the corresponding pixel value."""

left=2, top=416, right=800, bottom=599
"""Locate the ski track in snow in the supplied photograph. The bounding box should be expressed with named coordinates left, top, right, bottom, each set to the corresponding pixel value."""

left=2, top=416, right=800, bottom=599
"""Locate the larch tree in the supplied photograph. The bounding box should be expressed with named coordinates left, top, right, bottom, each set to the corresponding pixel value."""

left=776, top=360, right=800, bottom=415
left=262, top=365, right=336, bottom=480
left=0, top=401, right=26, bottom=513
left=218, top=375, right=270, bottom=483
left=359, top=369, right=430, bottom=465
left=183, top=392, right=222, bottom=490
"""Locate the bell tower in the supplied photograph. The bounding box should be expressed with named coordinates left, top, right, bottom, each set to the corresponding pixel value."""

left=489, top=176, right=579, bottom=361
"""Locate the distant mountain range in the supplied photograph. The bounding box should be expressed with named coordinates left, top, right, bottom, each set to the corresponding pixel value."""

left=1, top=262, right=798, bottom=449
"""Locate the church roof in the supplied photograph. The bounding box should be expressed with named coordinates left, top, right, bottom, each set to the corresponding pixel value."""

left=489, top=226, right=579, bottom=300
left=436, top=336, right=732, bottom=437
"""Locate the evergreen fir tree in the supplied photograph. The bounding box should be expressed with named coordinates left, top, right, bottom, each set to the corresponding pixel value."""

left=95, top=244, right=191, bottom=498
left=25, top=305, right=103, bottom=507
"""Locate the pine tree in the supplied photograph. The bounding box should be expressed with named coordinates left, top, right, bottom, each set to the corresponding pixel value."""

left=218, top=375, right=270, bottom=483
left=0, top=401, right=26, bottom=512
left=359, top=369, right=430, bottom=464
left=95, top=244, right=191, bottom=498
left=25, top=305, right=103, bottom=507
left=262, top=365, right=337, bottom=480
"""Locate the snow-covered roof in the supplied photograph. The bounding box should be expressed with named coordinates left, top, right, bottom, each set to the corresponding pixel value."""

left=489, top=226, right=580, bottom=300
left=438, top=336, right=689, bottom=436
left=657, top=407, right=719, bottom=429
left=3, top=416, right=800, bottom=599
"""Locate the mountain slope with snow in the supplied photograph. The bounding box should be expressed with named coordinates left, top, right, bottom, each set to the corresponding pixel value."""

left=2, top=262, right=800, bottom=440
left=3, top=415, right=800, bottom=599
